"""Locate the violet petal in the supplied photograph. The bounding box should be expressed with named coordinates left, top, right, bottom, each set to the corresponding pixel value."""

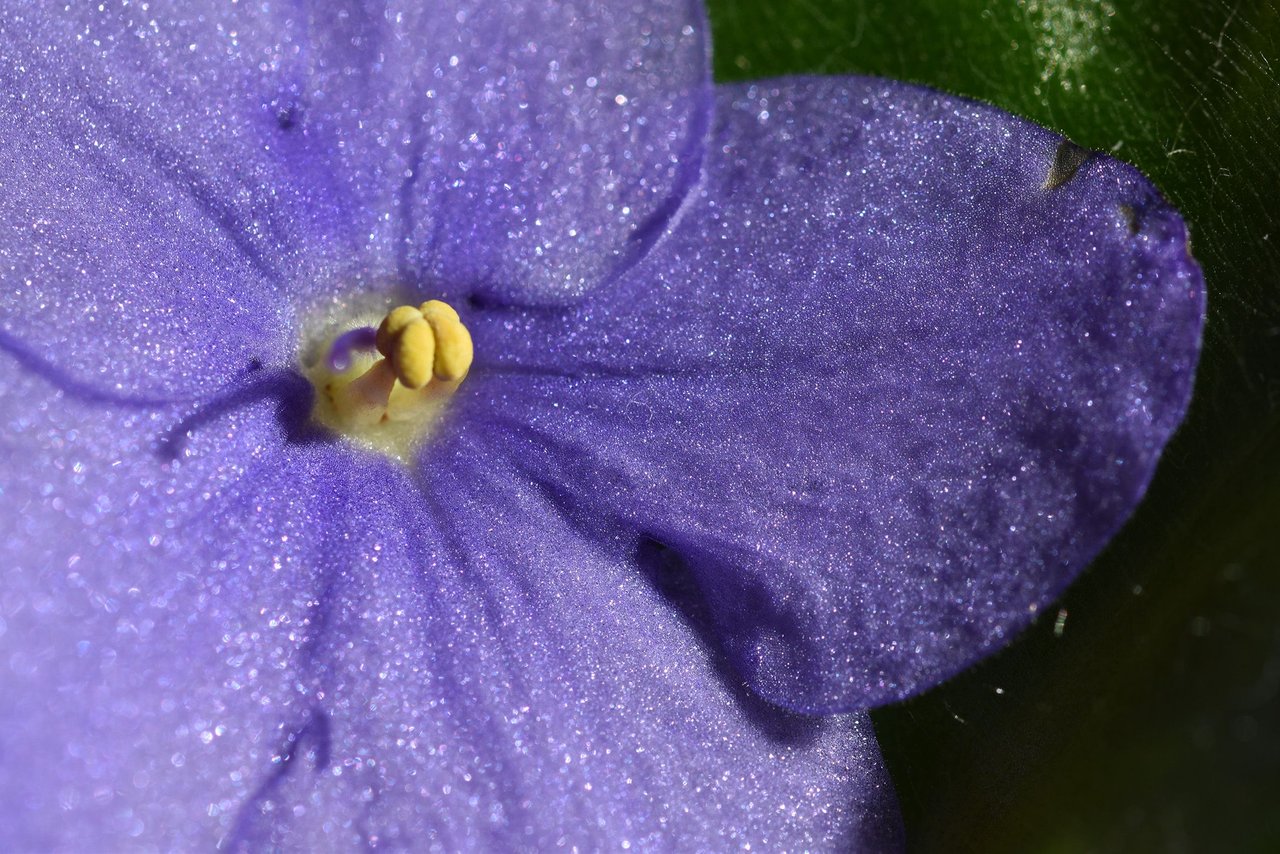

left=1, top=5, right=349, bottom=395
left=397, top=0, right=713, bottom=306
left=0, top=359, right=901, bottom=849
left=467, top=78, right=1206, bottom=712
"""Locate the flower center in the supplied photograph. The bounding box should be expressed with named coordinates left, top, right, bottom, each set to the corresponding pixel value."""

left=302, top=300, right=473, bottom=462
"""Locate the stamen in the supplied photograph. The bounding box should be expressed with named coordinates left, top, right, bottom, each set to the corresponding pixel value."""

left=419, top=300, right=473, bottom=382
left=376, top=305, right=437, bottom=389
left=303, top=299, right=474, bottom=462
left=375, top=300, right=474, bottom=388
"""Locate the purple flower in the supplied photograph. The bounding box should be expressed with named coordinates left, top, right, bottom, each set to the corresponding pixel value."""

left=0, top=0, right=1203, bottom=850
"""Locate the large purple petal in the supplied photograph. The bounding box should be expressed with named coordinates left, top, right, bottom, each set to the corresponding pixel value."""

left=0, top=364, right=330, bottom=845
left=228, top=0, right=712, bottom=306
left=465, top=78, right=1206, bottom=712
left=0, top=363, right=901, bottom=850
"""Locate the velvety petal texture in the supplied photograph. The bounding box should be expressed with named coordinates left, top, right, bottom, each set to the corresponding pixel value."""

left=468, top=78, right=1205, bottom=712
left=1, top=1, right=343, bottom=396
left=397, top=0, right=711, bottom=305
left=0, top=0, right=709, bottom=397
left=0, top=359, right=901, bottom=851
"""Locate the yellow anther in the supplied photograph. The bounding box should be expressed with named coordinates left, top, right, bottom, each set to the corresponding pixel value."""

left=419, top=299, right=460, bottom=325
left=372, top=300, right=472, bottom=390
left=419, top=300, right=473, bottom=382
left=390, top=316, right=437, bottom=390
left=375, top=305, right=426, bottom=358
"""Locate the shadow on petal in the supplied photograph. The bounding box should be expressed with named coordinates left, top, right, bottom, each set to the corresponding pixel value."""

left=633, top=535, right=826, bottom=748
left=0, top=327, right=198, bottom=408
left=157, top=367, right=323, bottom=460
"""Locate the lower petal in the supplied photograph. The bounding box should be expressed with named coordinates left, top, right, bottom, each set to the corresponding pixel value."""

left=0, top=362, right=902, bottom=850
left=0, top=363, right=336, bottom=845
left=233, top=428, right=902, bottom=849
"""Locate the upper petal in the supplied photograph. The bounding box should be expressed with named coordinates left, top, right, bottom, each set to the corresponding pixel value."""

left=466, top=77, right=1206, bottom=712
left=396, top=0, right=712, bottom=305
left=0, top=3, right=362, bottom=396
left=0, top=0, right=710, bottom=397
left=0, top=360, right=901, bottom=851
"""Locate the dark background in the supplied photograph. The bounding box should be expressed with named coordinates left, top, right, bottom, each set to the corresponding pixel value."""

left=708, top=1, right=1280, bottom=851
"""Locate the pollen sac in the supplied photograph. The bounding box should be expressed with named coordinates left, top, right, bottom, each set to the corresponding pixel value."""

left=303, top=299, right=474, bottom=463
left=376, top=301, right=474, bottom=388
left=419, top=300, right=474, bottom=382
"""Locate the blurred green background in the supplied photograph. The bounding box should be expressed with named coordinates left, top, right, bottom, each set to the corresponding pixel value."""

left=707, top=1, right=1280, bottom=851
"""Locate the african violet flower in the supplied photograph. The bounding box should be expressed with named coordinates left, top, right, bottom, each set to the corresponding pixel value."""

left=0, top=0, right=1203, bottom=849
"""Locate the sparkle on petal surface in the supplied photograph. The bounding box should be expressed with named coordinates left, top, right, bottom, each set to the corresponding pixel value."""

left=0, top=1, right=1202, bottom=849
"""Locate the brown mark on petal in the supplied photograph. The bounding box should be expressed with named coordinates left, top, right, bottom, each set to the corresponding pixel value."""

left=1118, top=203, right=1140, bottom=234
left=1042, top=139, right=1093, bottom=191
